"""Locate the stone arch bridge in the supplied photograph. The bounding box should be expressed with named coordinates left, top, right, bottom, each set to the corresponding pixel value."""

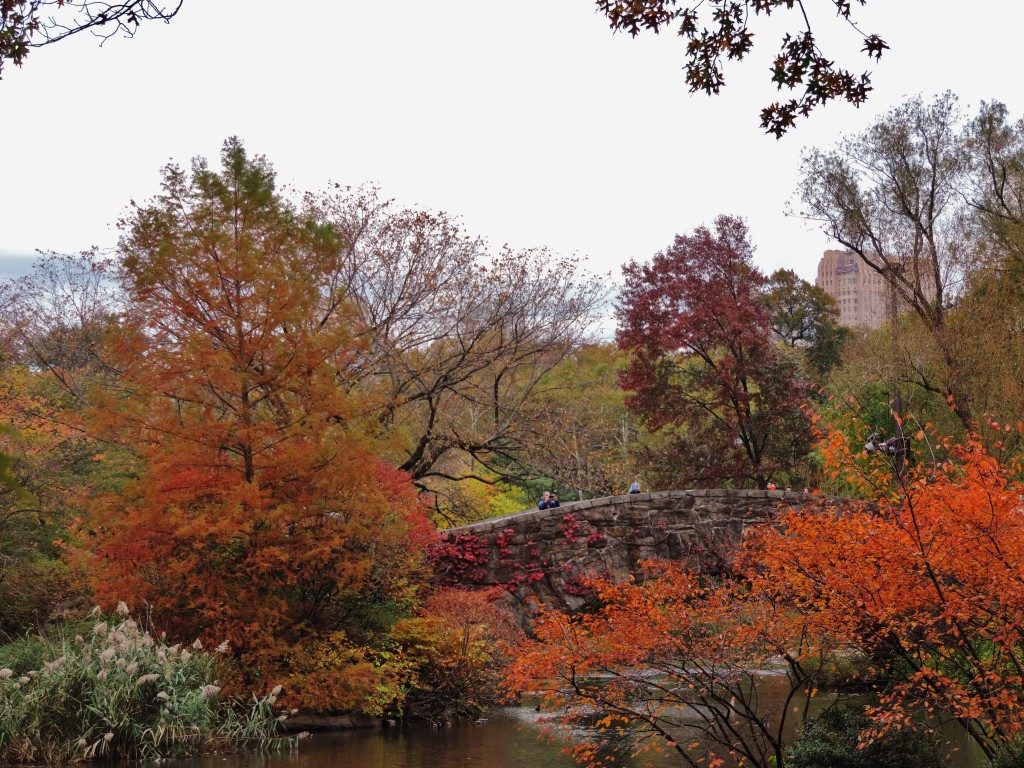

left=430, top=489, right=835, bottom=617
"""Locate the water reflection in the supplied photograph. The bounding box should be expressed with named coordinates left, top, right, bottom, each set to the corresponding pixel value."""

left=173, top=711, right=575, bottom=768
left=170, top=703, right=987, bottom=768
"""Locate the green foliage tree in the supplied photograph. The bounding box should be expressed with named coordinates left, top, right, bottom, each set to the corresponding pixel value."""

left=764, top=268, right=849, bottom=375
left=521, top=344, right=638, bottom=499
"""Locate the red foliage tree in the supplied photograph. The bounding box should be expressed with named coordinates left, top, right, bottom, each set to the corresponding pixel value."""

left=616, top=215, right=812, bottom=488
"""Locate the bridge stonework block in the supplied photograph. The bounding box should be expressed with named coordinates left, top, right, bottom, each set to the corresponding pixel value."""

left=429, top=490, right=836, bottom=621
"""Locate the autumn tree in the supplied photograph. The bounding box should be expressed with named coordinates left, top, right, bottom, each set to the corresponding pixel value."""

left=82, top=138, right=430, bottom=704
left=506, top=426, right=1024, bottom=765
left=748, top=431, right=1024, bottom=760
left=764, top=268, right=849, bottom=376
left=0, top=254, right=125, bottom=636
left=390, top=587, right=523, bottom=725
left=798, top=93, right=978, bottom=429
left=617, top=215, right=813, bottom=489
left=596, top=0, right=888, bottom=136
left=318, top=186, right=607, bottom=521
left=0, top=369, right=79, bottom=638
left=520, top=344, right=638, bottom=500
left=0, top=251, right=120, bottom=397
left=0, top=1, right=181, bottom=77
left=505, top=562, right=839, bottom=768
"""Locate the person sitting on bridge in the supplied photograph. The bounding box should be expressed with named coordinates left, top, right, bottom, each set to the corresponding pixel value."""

left=538, top=491, right=553, bottom=510
left=628, top=480, right=641, bottom=494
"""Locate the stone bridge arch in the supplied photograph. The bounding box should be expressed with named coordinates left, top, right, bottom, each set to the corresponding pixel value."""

left=429, top=489, right=834, bottom=616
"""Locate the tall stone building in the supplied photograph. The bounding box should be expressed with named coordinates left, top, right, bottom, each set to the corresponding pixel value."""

left=815, top=249, right=889, bottom=328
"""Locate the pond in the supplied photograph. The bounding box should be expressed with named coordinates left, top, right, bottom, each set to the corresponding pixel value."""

left=173, top=701, right=990, bottom=768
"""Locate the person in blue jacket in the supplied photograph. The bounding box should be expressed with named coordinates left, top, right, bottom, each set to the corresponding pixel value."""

left=538, top=491, right=561, bottom=509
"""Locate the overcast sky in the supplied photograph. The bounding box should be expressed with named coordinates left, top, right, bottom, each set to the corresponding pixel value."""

left=1, top=1, right=1021, bottom=284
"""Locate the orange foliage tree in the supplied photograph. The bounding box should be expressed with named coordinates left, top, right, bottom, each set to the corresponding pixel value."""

left=504, top=562, right=838, bottom=768
left=748, top=431, right=1024, bottom=760
left=506, top=422, right=1024, bottom=764
left=80, top=138, right=431, bottom=705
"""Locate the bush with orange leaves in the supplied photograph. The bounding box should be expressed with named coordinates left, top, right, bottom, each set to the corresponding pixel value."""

left=505, top=428, right=1024, bottom=765
left=269, top=588, right=522, bottom=721
left=391, top=588, right=522, bottom=724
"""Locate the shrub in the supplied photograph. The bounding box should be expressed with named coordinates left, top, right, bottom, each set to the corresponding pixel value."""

left=992, top=740, right=1024, bottom=768
left=0, top=607, right=285, bottom=764
left=273, top=631, right=396, bottom=715
left=391, top=588, right=522, bottom=725
left=786, top=704, right=942, bottom=768
left=0, top=559, right=76, bottom=641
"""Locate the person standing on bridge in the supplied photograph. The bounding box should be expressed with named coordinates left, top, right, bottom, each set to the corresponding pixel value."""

left=538, top=491, right=561, bottom=509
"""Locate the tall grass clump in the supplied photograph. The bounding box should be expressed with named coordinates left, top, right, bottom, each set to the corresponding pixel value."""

left=0, top=604, right=288, bottom=764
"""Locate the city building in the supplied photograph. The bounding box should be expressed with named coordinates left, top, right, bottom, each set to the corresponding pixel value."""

left=815, top=249, right=889, bottom=328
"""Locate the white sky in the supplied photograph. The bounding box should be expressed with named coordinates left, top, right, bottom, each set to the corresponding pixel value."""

left=1, top=0, right=1021, bottom=284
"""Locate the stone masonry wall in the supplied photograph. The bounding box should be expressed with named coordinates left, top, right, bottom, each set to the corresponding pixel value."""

left=429, top=489, right=834, bottom=620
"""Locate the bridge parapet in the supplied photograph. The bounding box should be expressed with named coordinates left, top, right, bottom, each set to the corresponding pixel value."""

left=430, top=489, right=835, bottom=618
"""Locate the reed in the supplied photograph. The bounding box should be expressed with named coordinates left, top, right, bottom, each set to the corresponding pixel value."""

left=0, top=606, right=288, bottom=764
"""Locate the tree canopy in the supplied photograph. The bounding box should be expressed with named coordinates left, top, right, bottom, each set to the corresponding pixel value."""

left=764, top=268, right=848, bottom=375
left=616, top=215, right=813, bottom=488
left=77, top=138, right=432, bottom=707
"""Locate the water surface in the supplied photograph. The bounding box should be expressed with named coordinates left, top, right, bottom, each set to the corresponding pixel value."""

left=170, top=703, right=989, bottom=768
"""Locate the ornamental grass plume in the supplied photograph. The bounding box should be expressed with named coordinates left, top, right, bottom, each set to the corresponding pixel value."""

left=0, top=612, right=287, bottom=765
